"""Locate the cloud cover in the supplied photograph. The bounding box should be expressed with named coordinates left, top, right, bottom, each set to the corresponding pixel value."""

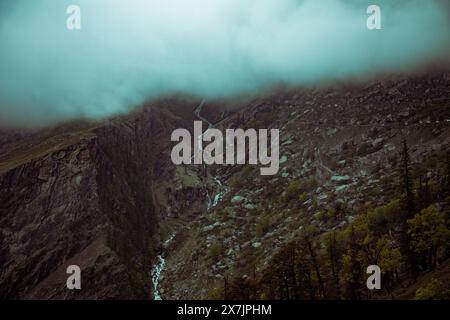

left=0, top=0, right=449, bottom=126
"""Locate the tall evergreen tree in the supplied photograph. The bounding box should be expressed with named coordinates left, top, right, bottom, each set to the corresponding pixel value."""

left=401, top=139, right=414, bottom=216
left=324, top=231, right=342, bottom=299
left=399, top=139, right=419, bottom=280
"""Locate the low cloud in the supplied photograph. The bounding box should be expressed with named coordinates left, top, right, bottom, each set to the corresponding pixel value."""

left=0, top=0, right=449, bottom=126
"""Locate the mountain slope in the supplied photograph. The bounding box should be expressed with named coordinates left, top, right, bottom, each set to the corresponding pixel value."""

left=158, top=71, right=450, bottom=299
left=0, top=71, right=449, bottom=300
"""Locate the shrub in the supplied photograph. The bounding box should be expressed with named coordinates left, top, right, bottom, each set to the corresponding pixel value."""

left=325, top=208, right=337, bottom=220
left=208, top=287, right=225, bottom=300
left=209, top=242, right=223, bottom=261
left=408, top=206, right=449, bottom=256
left=256, top=214, right=273, bottom=237
left=285, top=180, right=303, bottom=200
left=285, top=177, right=318, bottom=201
left=407, top=206, right=450, bottom=270
left=298, top=192, right=309, bottom=202
left=415, top=279, right=450, bottom=300
left=366, top=199, right=402, bottom=233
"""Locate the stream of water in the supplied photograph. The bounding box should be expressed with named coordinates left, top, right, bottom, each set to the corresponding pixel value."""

left=151, top=255, right=166, bottom=300
left=151, top=99, right=230, bottom=299
left=151, top=233, right=176, bottom=300
left=207, top=176, right=229, bottom=211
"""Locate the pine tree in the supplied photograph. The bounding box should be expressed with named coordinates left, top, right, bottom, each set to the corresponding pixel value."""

left=401, top=139, right=414, bottom=216
left=301, top=227, right=327, bottom=299
left=342, top=225, right=363, bottom=300
left=399, top=139, right=419, bottom=280
left=446, top=152, right=450, bottom=191
left=324, top=231, right=342, bottom=298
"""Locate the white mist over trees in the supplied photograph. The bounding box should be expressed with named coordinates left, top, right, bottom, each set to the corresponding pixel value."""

left=0, top=0, right=449, bottom=126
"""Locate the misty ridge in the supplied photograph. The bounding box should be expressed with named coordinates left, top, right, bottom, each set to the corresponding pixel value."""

left=0, top=0, right=449, bottom=127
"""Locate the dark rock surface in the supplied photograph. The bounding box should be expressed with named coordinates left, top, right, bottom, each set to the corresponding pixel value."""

left=0, top=104, right=185, bottom=299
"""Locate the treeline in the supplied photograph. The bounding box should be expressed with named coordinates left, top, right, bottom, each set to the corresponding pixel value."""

left=209, top=144, right=450, bottom=300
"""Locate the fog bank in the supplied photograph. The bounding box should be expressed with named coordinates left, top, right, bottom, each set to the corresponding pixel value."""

left=0, top=0, right=449, bottom=126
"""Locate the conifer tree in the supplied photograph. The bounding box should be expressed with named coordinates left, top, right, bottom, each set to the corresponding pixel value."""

left=399, top=139, right=419, bottom=280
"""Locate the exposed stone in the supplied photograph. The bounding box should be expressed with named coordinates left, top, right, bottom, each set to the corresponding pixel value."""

left=252, top=242, right=262, bottom=249
left=231, top=195, right=245, bottom=204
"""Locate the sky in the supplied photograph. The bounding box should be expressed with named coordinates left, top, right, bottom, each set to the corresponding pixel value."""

left=0, top=0, right=449, bottom=127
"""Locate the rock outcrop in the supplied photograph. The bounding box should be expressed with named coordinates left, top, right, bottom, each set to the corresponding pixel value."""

left=0, top=104, right=183, bottom=299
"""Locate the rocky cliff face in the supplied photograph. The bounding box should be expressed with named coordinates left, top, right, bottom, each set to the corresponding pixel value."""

left=0, top=103, right=191, bottom=299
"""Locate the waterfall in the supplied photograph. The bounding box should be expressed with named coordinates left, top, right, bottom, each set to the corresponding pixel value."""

left=151, top=233, right=176, bottom=300
left=151, top=255, right=166, bottom=300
